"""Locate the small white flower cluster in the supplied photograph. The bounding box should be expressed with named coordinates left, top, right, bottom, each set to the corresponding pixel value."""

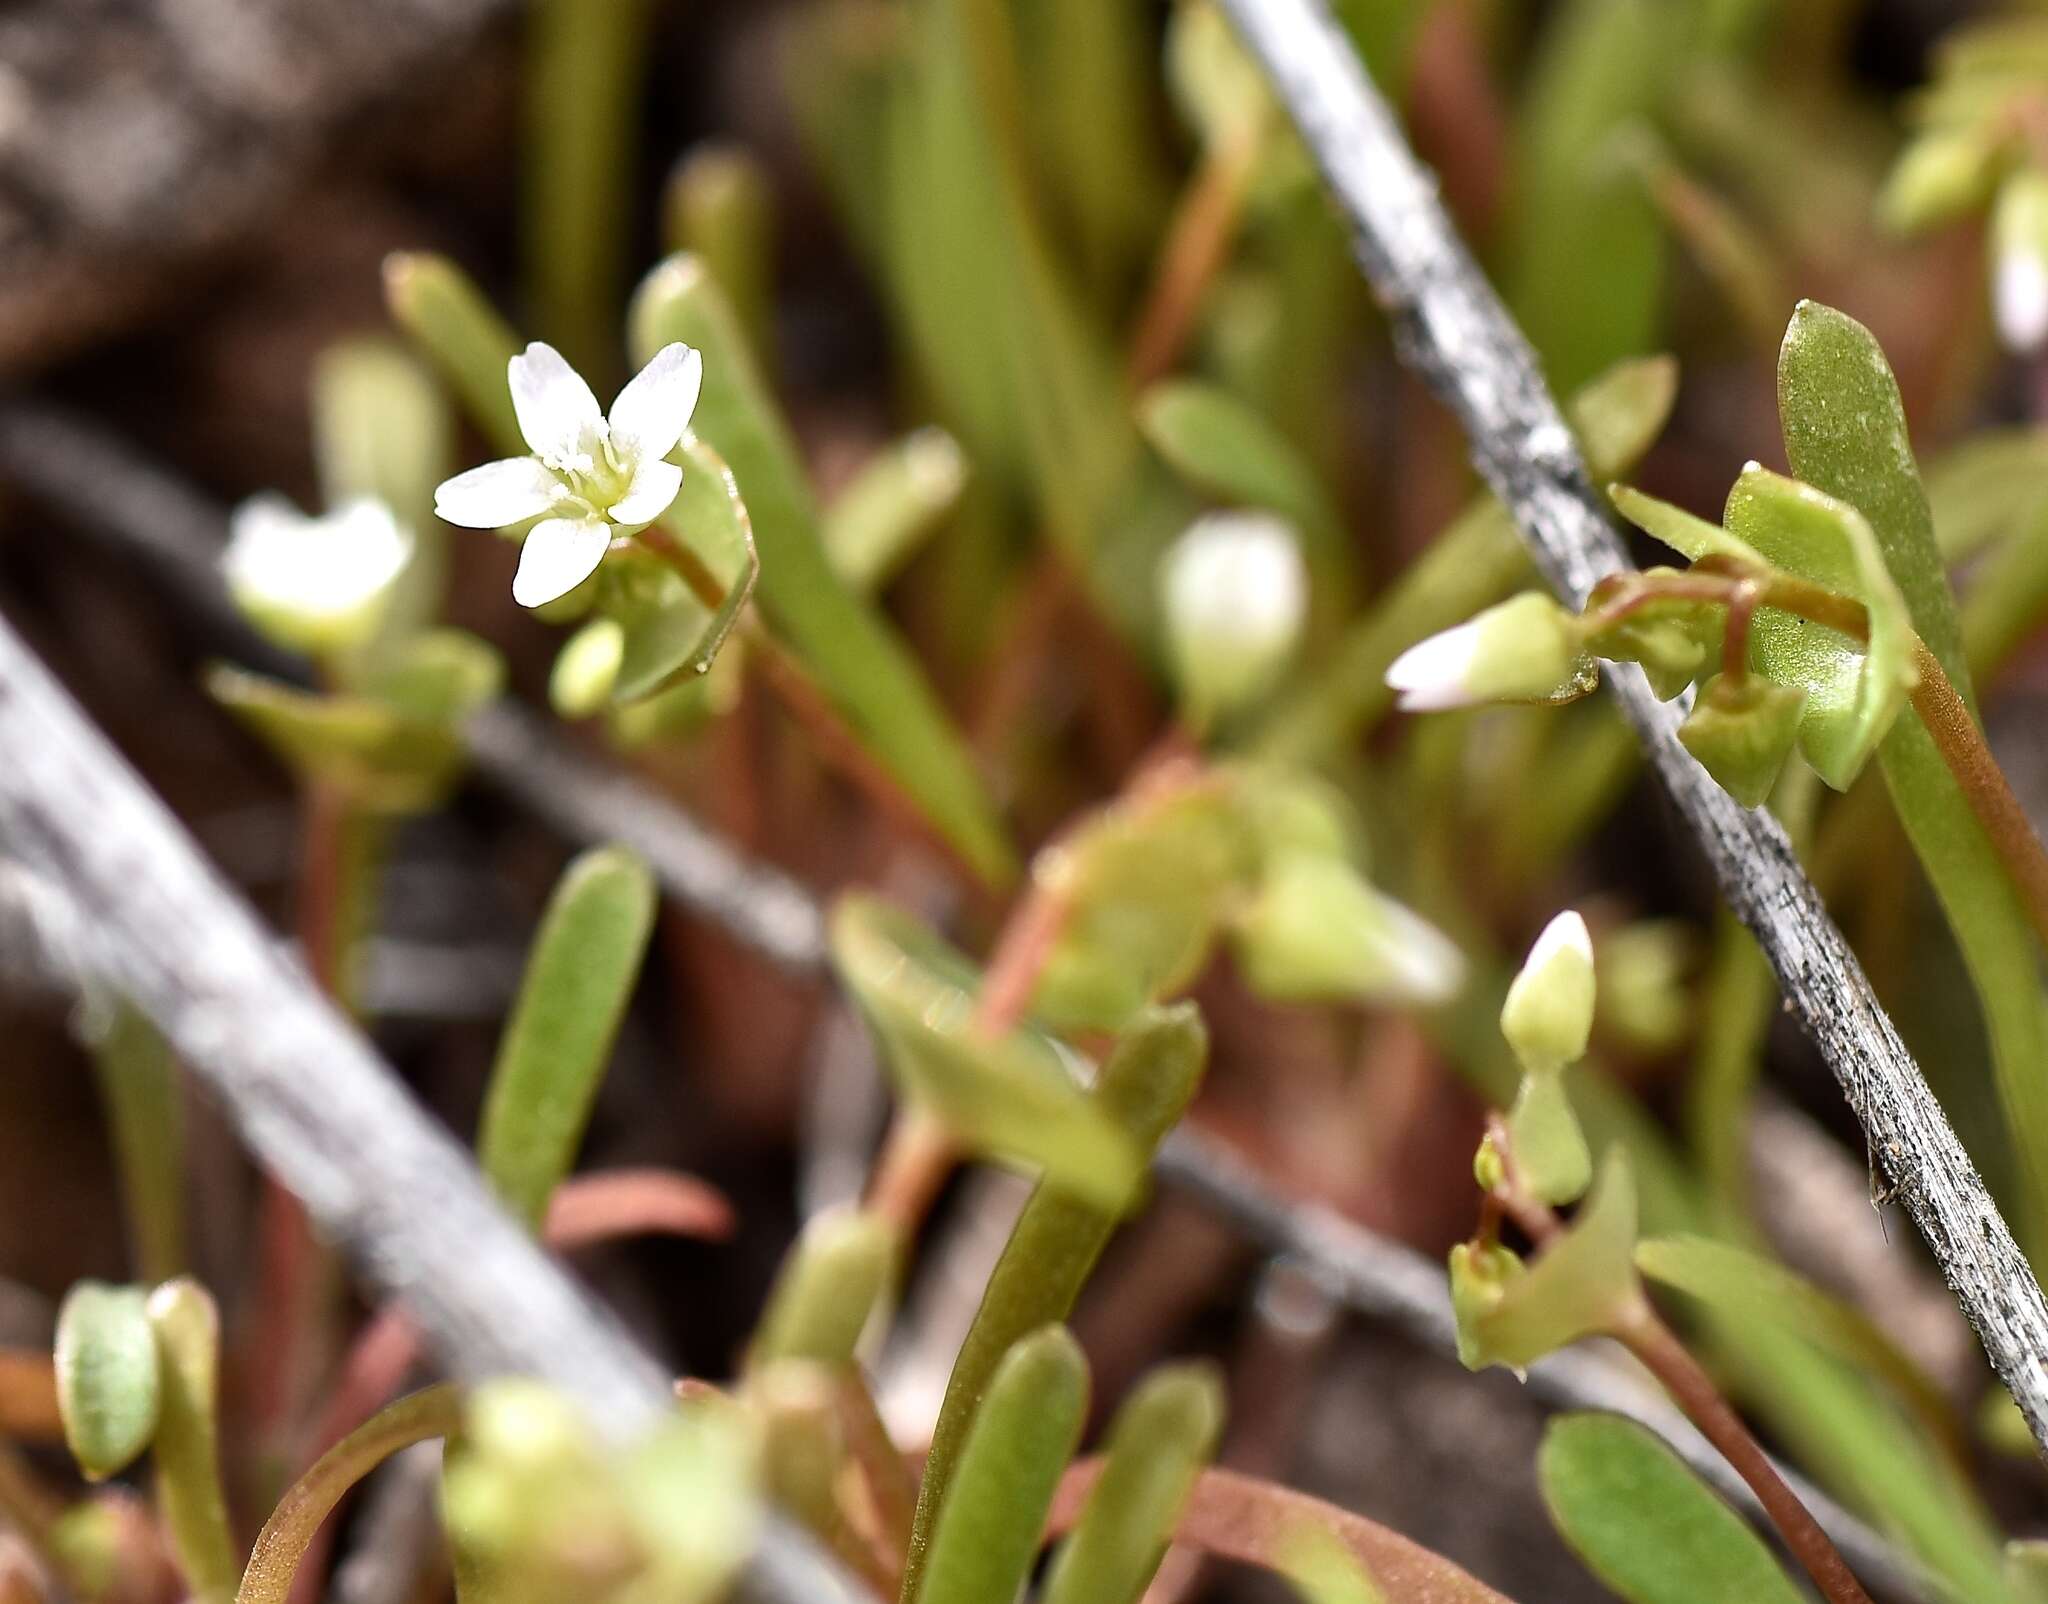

left=1159, top=511, right=1307, bottom=722
left=436, top=341, right=704, bottom=607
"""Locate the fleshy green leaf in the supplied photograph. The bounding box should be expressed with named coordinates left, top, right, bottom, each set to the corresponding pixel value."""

left=829, top=896, right=1143, bottom=1210
left=53, top=1284, right=159, bottom=1481
left=1635, top=1235, right=1961, bottom=1457
left=902, top=1006, right=1208, bottom=1604
left=630, top=255, right=1016, bottom=887
left=477, top=846, right=658, bottom=1231
left=610, top=437, right=759, bottom=703
left=1777, top=300, right=2048, bottom=1241
left=750, top=1209, right=896, bottom=1371
left=822, top=428, right=968, bottom=593
left=383, top=253, right=525, bottom=457
left=664, top=143, right=777, bottom=361
left=917, top=1326, right=1089, bottom=1604
left=1042, top=1363, right=1225, bottom=1604
left=144, top=1280, right=236, bottom=1602
left=1459, top=1153, right=1639, bottom=1373
left=1538, top=1413, right=1805, bottom=1604
left=86, top=1003, right=185, bottom=1284
left=1722, top=466, right=1917, bottom=790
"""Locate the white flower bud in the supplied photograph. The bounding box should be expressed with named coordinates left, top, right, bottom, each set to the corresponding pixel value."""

left=1160, top=511, right=1307, bottom=725
left=1501, top=910, right=1596, bottom=1072
left=1384, top=592, right=1588, bottom=712
left=1995, top=169, right=2048, bottom=355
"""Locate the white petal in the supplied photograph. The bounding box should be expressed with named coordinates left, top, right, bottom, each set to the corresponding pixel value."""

left=1385, top=622, right=1482, bottom=712
left=608, top=343, right=703, bottom=466
left=222, top=493, right=305, bottom=586
left=509, top=342, right=606, bottom=468
left=434, top=457, right=564, bottom=528
left=512, top=516, right=613, bottom=608
left=1998, top=252, right=2048, bottom=353
left=606, top=457, right=683, bottom=527
left=1524, top=910, right=1593, bottom=974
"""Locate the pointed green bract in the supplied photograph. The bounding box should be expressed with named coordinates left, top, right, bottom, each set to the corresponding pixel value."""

left=901, top=1006, right=1208, bottom=1603
left=917, top=1327, right=1089, bottom=1604
left=1539, top=1413, right=1806, bottom=1604
left=53, top=1283, right=160, bottom=1482
left=1042, top=1363, right=1224, bottom=1604
left=478, top=846, right=658, bottom=1231
left=1507, top=1071, right=1593, bottom=1207
left=630, top=255, right=1016, bottom=886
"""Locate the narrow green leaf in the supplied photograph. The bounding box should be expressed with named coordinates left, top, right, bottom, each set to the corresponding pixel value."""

left=1925, top=428, right=2048, bottom=562
left=823, top=428, right=968, bottom=593
left=829, top=896, right=1143, bottom=1211
left=523, top=0, right=654, bottom=384
left=241, top=1387, right=463, bottom=1604
left=665, top=144, right=777, bottom=360
left=478, top=846, right=658, bottom=1231
left=145, top=1281, right=236, bottom=1602
left=901, top=1006, right=1207, bottom=1602
left=1274, top=1523, right=1387, bottom=1604
left=311, top=339, right=453, bottom=652
left=53, top=1284, right=159, bottom=1482
left=1777, top=300, right=2048, bottom=1248
left=1635, top=1235, right=1961, bottom=1456
left=1258, top=356, right=1676, bottom=763
left=750, top=1209, right=896, bottom=1371
left=1042, top=1363, right=1224, bottom=1604
left=918, top=1327, right=1089, bottom=1604
left=1538, top=1413, right=1805, bottom=1604
left=87, top=1002, right=185, bottom=1284
left=1138, top=381, right=1357, bottom=630
left=629, top=256, right=1016, bottom=887
left=383, top=254, right=524, bottom=457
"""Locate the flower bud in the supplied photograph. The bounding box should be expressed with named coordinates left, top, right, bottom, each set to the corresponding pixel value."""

left=1231, top=855, right=1464, bottom=1007
left=1160, top=512, right=1307, bottom=725
left=1384, top=593, right=1594, bottom=713
left=1994, top=168, right=2048, bottom=354
left=1677, top=672, right=1805, bottom=808
left=1449, top=1240, right=1525, bottom=1372
left=1501, top=911, right=1595, bottom=1073
left=550, top=618, right=625, bottom=718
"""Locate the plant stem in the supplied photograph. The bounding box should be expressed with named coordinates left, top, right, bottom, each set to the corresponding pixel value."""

left=1611, top=1304, right=1875, bottom=1604
left=1126, top=125, right=1264, bottom=390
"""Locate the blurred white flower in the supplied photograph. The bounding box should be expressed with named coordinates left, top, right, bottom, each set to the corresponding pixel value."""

left=1384, top=592, right=1584, bottom=712
left=1160, top=511, right=1307, bottom=723
left=222, top=494, right=411, bottom=655
left=435, top=340, right=703, bottom=608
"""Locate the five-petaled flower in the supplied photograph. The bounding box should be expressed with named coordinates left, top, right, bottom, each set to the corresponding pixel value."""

left=434, top=340, right=704, bottom=608
left=223, top=494, right=412, bottom=655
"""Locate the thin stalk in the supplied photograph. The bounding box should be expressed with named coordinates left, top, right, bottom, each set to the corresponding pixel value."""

left=1126, top=125, right=1264, bottom=390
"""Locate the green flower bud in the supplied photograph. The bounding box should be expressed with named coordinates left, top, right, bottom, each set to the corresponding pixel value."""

left=1231, top=854, right=1464, bottom=1007
left=1385, top=593, right=1596, bottom=712
left=1677, top=673, right=1806, bottom=808
left=1449, top=1240, right=1525, bottom=1372
left=1501, top=911, right=1595, bottom=1073
left=550, top=618, right=625, bottom=718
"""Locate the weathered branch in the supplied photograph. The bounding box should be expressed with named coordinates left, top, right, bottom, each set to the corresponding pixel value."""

left=1217, top=0, right=2048, bottom=1455
left=0, top=611, right=866, bottom=1604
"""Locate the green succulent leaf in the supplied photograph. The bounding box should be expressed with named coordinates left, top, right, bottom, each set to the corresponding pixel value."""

left=1539, top=1413, right=1805, bottom=1604
left=750, top=1209, right=897, bottom=1371
left=822, top=428, right=969, bottom=593
left=144, top=1280, right=236, bottom=1602
left=829, top=895, right=1142, bottom=1210
left=1042, top=1363, right=1225, bottom=1604
left=54, top=1283, right=160, bottom=1482
left=477, top=845, right=658, bottom=1231
left=383, top=253, right=526, bottom=457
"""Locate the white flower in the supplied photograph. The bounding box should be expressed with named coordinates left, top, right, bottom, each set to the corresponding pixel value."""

left=434, top=341, right=704, bottom=608
left=1160, top=511, right=1307, bottom=722
left=222, top=494, right=412, bottom=655
left=1995, top=170, right=2048, bottom=355
left=1384, top=592, right=1584, bottom=712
